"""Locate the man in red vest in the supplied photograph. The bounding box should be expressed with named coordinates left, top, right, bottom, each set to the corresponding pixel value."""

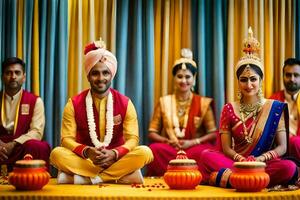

left=50, top=39, right=153, bottom=185
left=270, top=58, right=300, bottom=161
left=0, top=57, right=50, bottom=172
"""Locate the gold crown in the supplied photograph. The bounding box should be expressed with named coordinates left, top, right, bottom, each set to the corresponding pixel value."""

left=235, top=27, right=263, bottom=73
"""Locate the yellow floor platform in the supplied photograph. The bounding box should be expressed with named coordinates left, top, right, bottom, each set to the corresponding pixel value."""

left=1, top=178, right=300, bottom=200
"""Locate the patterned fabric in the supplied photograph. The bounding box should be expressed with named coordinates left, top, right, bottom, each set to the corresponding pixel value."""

left=219, top=99, right=286, bottom=157
left=199, top=99, right=297, bottom=187
left=149, top=94, right=216, bottom=142
left=72, top=88, right=129, bottom=156
left=0, top=90, right=37, bottom=139
left=147, top=94, right=217, bottom=177
left=270, top=90, right=300, bottom=161
left=209, top=168, right=232, bottom=188
left=270, top=90, right=300, bottom=136
left=0, top=90, right=50, bottom=171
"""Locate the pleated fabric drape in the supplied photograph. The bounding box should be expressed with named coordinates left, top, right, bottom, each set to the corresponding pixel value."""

left=0, top=0, right=68, bottom=148
left=226, top=0, right=295, bottom=102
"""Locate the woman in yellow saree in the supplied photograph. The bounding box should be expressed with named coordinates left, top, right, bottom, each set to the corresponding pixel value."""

left=199, top=28, right=298, bottom=187
left=147, top=49, right=217, bottom=177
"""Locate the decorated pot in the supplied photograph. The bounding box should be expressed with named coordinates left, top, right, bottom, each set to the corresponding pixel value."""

left=163, top=150, right=202, bottom=189
left=229, top=161, right=270, bottom=192
left=8, top=154, right=50, bottom=190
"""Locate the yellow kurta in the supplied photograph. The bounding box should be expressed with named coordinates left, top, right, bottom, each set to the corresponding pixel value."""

left=60, top=96, right=139, bottom=152
left=50, top=92, right=153, bottom=182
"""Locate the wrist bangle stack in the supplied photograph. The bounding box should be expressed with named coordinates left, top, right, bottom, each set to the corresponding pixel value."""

left=233, top=153, right=246, bottom=162
left=261, top=150, right=279, bottom=161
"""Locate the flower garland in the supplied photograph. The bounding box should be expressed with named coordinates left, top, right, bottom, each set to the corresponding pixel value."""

left=172, top=94, right=192, bottom=138
left=86, top=90, right=114, bottom=148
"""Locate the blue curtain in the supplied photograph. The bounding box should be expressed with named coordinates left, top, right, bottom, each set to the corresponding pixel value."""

left=296, top=0, right=300, bottom=58
left=0, top=0, right=68, bottom=149
left=39, top=0, right=68, bottom=148
left=192, top=0, right=227, bottom=123
left=0, top=0, right=17, bottom=87
left=1, top=0, right=17, bottom=58
left=115, top=0, right=155, bottom=144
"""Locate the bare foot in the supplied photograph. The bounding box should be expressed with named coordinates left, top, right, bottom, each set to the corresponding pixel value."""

left=117, top=169, right=144, bottom=184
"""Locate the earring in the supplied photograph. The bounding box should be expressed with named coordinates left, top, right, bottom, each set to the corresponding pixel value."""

left=237, top=89, right=242, bottom=101
left=257, top=86, right=263, bottom=100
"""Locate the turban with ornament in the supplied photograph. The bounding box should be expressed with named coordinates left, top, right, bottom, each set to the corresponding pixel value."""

left=84, top=39, right=118, bottom=79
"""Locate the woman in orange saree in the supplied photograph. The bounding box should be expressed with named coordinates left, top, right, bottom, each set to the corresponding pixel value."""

left=199, top=28, right=298, bottom=187
left=146, top=49, right=217, bottom=177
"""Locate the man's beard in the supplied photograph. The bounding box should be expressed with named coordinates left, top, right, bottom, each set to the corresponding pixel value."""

left=5, top=81, right=22, bottom=91
left=91, top=81, right=111, bottom=95
left=284, top=82, right=300, bottom=93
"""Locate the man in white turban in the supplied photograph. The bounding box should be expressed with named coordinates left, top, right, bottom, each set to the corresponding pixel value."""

left=50, top=39, right=153, bottom=184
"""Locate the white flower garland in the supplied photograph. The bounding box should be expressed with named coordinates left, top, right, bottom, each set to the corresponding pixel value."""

left=86, top=90, right=114, bottom=148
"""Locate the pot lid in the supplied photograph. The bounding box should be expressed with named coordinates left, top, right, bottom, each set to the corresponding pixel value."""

left=14, top=154, right=46, bottom=168
left=169, top=150, right=196, bottom=164
left=233, top=161, right=266, bottom=168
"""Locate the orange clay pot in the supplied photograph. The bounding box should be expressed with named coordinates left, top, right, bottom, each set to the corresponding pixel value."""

left=229, top=161, right=270, bottom=192
left=8, top=154, right=50, bottom=190
left=163, top=150, right=202, bottom=189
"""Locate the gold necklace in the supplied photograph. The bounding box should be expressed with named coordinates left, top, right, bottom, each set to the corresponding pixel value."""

left=176, top=94, right=192, bottom=118
left=172, top=94, right=193, bottom=138
left=239, top=100, right=262, bottom=144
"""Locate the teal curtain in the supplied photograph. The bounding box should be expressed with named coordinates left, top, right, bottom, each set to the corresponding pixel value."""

left=192, top=0, right=227, bottom=123
left=115, top=0, right=155, bottom=144
left=0, top=0, right=17, bottom=81
left=23, top=0, right=34, bottom=90
left=38, top=0, right=68, bottom=148
left=0, top=0, right=68, bottom=148
left=0, top=0, right=17, bottom=61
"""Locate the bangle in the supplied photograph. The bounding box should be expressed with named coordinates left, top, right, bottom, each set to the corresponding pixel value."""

left=112, top=149, right=119, bottom=160
left=194, top=138, right=201, bottom=145
left=233, top=153, right=245, bottom=162
left=262, top=150, right=278, bottom=161
left=83, top=147, right=90, bottom=158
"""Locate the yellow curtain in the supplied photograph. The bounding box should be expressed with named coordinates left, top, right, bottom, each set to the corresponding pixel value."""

left=226, top=0, right=295, bottom=102
left=31, top=0, right=40, bottom=95
left=154, top=0, right=192, bottom=104
left=17, top=0, right=24, bottom=60
left=67, top=0, right=116, bottom=98
left=16, top=0, right=40, bottom=96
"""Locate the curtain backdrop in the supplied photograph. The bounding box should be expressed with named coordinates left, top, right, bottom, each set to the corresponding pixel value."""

left=191, top=0, right=227, bottom=121
left=226, top=0, right=295, bottom=102
left=0, top=0, right=68, bottom=148
left=0, top=0, right=299, bottom=148
left=114, top=0, right=155, bottom=144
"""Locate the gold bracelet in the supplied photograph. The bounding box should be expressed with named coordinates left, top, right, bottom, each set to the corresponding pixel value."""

left=194, top=138, right=201, bottom=145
